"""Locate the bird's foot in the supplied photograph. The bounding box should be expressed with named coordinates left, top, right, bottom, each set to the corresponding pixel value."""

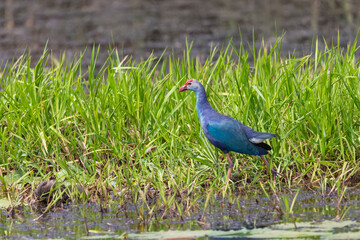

left=271, top=168, right=283, bottom=178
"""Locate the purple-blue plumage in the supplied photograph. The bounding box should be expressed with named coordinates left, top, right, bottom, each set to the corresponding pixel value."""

left=179, top=79, right=278, bottom=179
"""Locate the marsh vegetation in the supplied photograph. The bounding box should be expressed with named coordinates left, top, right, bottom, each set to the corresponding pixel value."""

left=1, top=35, right=360, bottom=238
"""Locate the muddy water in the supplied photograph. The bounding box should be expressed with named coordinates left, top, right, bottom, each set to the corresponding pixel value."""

left=1, top=0, right=360, bottom=67
left=1, top=190, right=360, bottom=239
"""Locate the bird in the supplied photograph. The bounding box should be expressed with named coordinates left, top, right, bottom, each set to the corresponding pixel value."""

left=178, top=79, right=279, bottom=179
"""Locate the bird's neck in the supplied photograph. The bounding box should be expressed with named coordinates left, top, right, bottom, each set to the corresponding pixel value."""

left=195, top=87, right=211, bottom=113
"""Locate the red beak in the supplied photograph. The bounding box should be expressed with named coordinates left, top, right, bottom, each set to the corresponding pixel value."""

left=178, top=85, right=188, bottom=92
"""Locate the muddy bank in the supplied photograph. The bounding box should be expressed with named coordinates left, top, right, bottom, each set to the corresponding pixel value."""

left=1, top=189, right=360, bottom=239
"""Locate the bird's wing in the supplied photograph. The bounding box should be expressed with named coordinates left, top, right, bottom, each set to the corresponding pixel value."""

left=206, top=118, right=249, bottom=150
left=206, top=118, right=273, bottom=154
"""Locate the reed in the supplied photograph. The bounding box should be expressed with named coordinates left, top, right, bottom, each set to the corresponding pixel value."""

left=1, top=35, right=360, bottom=208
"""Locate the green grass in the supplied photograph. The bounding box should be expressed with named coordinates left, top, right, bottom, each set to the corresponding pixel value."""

left=1, top=35, right=360, bottom=209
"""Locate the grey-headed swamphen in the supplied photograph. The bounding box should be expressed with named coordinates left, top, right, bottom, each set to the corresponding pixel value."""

left=179, top=79, right=280, bottom=179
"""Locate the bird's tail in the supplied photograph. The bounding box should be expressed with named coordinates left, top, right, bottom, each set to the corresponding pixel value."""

left=254, top=142, right=272, bottom=151
left=249, top=132, right=276, bottom=143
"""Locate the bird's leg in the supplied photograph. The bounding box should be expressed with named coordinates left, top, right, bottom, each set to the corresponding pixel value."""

left=260, top=155, right=282, bottom=177
left=260, top=155, right=269, bottom=167
left=226, top=153, right=233, bottom=179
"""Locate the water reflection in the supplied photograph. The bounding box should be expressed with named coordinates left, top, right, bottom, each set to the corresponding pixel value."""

left=0, top=0, right=359, bottom=66
left=1, top=190, right=360, bottom=239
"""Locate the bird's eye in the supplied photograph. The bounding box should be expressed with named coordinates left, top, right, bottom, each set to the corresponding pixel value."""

left=187, top=83, right=192, bottom=86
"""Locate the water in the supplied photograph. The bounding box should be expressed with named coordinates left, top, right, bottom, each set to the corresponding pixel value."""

left=1, top=190, right=360, bottom=239
left=0, top=0, right=359, bottom=67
